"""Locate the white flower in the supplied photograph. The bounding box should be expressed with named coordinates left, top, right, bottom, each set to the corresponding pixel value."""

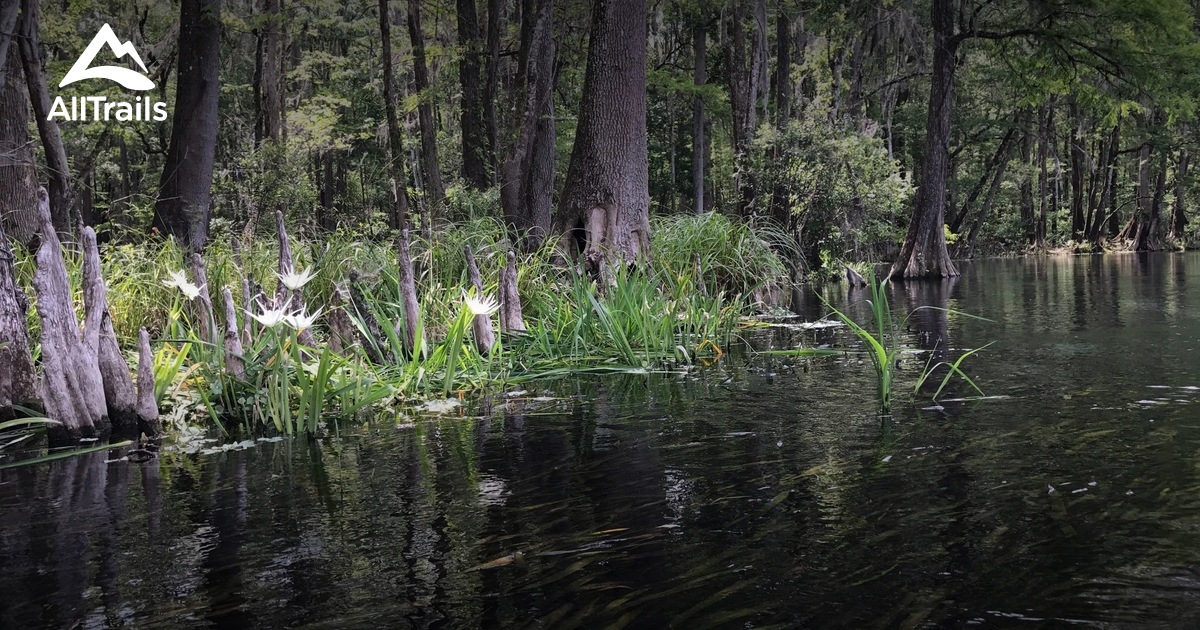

left=463, top=292, right=499, bottom=316
left=278, top=267, right=317, bottom=291
left=163, top=269, right=204, bottom=301
left=248, top=301, right=290, bottom=328
left=282, top=307, right=323, bottom=331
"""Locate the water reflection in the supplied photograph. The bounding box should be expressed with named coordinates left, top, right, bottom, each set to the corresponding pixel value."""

left=5, top=254, right=1200, bottom=626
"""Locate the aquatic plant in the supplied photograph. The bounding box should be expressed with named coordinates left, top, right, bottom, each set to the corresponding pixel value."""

left=819, top=269, right=989, bottom=411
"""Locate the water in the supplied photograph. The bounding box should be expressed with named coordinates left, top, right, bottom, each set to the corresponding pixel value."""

left=4, top=253, right=1200, bottom=628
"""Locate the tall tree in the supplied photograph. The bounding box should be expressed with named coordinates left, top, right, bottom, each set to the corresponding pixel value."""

left=19, top=0, right=73, bottom=235
left=379, top=0, right=412, bottom=229
left=692, top=20, right=707, bottom=214
left=152, top=0, right=222, bottom=252
left=457, top=0, right=490, bottom=189
left=499, top=0, right=555, bottom=249
left=255, top=0, right=283, bottom=146
left=407, top=0, right=446, bottom=208
left=890, top=0, right=958, bottom=279
left=554, top=0, right=651, bottom=277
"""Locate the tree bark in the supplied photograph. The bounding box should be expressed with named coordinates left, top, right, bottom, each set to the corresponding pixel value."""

left=0, top=0, right=19, bottom=93
left=727, top=0, right=754, bottom=217
left=395, top=228, right=423, bottom=358
left=500, top=0, right=555, bottom=249
left=0, top=40, right=39, bottom=245
left=554, top=0, right=651, bottom=278
left=1173, top=146, right=1189, bottom=239
left=81, top=227, right=139, bottom=433
left=19, top=0, right=73, bottom=236
left=222, top=287, right=245, bottom=379
left=484, top=0, right=501, bottom=177
left=1069, top=102, right=1086, bottom=240
left=692, top=21, right=707, bottom=214
left=152, top=0, right=222, bottom=253
left=889, top=0, right=958, bottom=280
left=256, top=0, right=282, bottom=145
left=457, top=0, right=489, bottom=189
left=32, top=188, right=109, bottom=442
left=499, top=250, right=525, bottom=332
left=960, top=147, right=1013, bottom=258
left=136, top=328, right=160, bottom=436
left=0, top=216, right=36, bottom=416
left=379, top=0, right=412, bottom=229
left=407, top=0, right=446, bottom=207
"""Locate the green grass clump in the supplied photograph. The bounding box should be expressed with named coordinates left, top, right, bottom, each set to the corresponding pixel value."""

left=11, top=213, right=778, bottom=438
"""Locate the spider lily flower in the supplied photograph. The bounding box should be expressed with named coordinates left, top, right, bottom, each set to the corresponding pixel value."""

left=278, top=267, right=317, bottom=291
left=464, top=292, right=499, bottom=316
left=282, top=308, right=323, bottom=332
left=248, top=301, right=291, bottom=328
left=163, top=269, right=204, bottom=301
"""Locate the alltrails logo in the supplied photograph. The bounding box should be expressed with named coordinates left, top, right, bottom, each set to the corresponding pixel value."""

left=49, top=24, right=167, bottom=122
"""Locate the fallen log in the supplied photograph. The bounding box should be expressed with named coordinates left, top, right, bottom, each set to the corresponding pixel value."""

left=31, top=187, right=108, bottom=442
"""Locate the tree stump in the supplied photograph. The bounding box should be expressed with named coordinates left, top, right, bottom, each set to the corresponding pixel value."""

left=82, top=227, right=139, bottom=432
left=31, top=187, right=108, bottom=442
left=222, top=287, right=245, bottom=379
left=499, top=250, right=526, bottom=332
left=136, top=328, right=160, bottom=436
left=395, top=228, right=424, bottom=357
left=0, top=216, right=37, bottom=417
left=464, top=245, right=496, bottom=353
left=189, top=253, right=218, bottom=344
left=348, top=271, right=386, bottom=363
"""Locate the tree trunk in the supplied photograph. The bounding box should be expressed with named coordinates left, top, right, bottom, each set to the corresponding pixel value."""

left=152, top=0, right=221, bottom=253
left=948, top=126, right=1015, bottom=234
left=407, top=0, right=446, bottom=208
left=19, top=0, right=73, bottom=236
left=960, top=147, right=1013, bottom=258
left=457, top=0, right=489, bottom=189
left=1036, top=104, right=1049, bottom=247
left=1069, top=102, right=1086, bottom=240
left=464, top=245, right=495, bottom=353
left=0, top=217, right=37, bottom=416
left=889, top=0, right=958, bottom=280
left=0, top=40, right=39, bottom=245
left=136, top=328, right=160, bottom=435
left=727, top=1, right=754, bottom=217
left=499, top=0, right=555, bottom=250
left=379, top=0, right=412, bottom=229
left=692, top=21, right=707, bottom=214
left=1173, top=146, right=1189, bottom=239
left=256, top=0, right=282, bottom=145
left=0, top=0, right=19, bottom=93
left=554, top=0, right=651, bottom=279
left=484, top=0, right=501, bottom=177
left=32, top=188, right=109, bottom=442
left=1088, top=122, right=1119, bottom=245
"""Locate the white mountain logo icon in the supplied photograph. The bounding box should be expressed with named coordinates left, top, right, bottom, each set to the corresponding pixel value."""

left=60, top=24, right=154, bottom=91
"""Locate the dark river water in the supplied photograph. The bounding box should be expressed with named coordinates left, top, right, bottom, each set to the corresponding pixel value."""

left=4, top=253, right=1200, bottom=628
